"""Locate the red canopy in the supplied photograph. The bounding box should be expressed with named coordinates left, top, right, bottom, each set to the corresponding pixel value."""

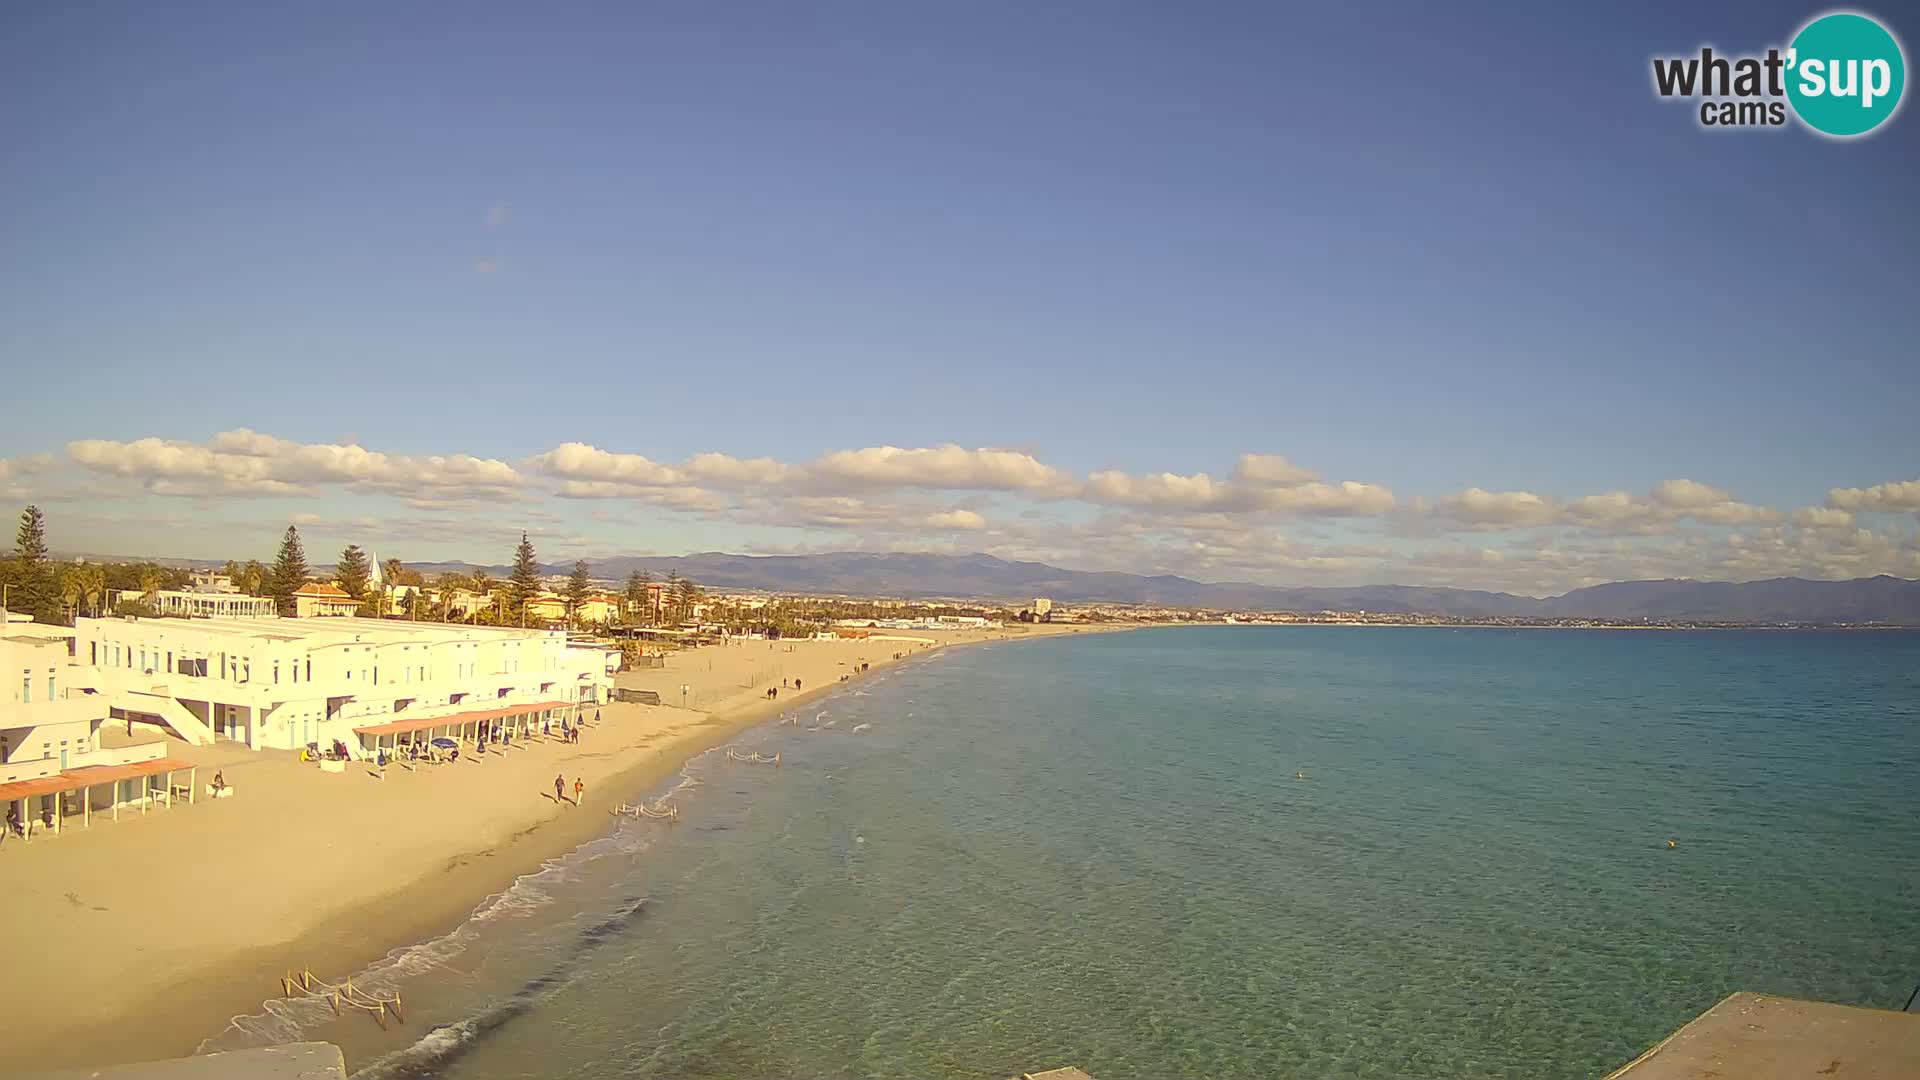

left=354, top=700, right=571, bottom=739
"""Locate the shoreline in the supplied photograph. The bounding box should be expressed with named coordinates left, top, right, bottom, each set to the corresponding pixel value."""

left=7, top=623, right=1125, bottom=1074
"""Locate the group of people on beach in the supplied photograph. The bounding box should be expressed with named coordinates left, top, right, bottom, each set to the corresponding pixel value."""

left=553, top=773, right=585, bottom=806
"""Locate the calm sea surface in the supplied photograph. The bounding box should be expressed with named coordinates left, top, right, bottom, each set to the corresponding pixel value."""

left=206, top=627, right=1920, bottom=1079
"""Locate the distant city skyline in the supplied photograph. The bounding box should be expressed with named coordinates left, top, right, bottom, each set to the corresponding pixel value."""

left=2, top=2, right=1914, bottom=594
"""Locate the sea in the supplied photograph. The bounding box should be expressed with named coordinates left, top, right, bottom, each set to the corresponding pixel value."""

left=200, top=626, right=1920, bottom=1079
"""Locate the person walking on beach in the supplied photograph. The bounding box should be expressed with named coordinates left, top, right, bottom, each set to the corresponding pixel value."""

left=793, top=678, right=801, bottom=691
left=573, top=777, right=585, bottom=804
left=554, top=773, right=567, bottom=805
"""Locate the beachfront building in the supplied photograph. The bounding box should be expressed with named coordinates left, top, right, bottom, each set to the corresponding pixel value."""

left=293, top=582, right=361, bottom=617
left=67, top=615, right=617, bottom=755
left=1032, top=598, right=1053, bottom=617
left=3, top=615, right=192, bottom=836
left=108, top=587, right=278, bottom=619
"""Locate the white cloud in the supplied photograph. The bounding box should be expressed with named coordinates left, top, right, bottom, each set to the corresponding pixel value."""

left=1082, top=461, right=1393, bottom=516
left=525, top=443, right=684, bottom=487
left=1434, top=488, right=1560, bottom=527
left=0, top=453, right=54, bottom=480
left=1793, top=506, right=1854, bottom=529
left=39, top=428, right=1920, bottom=595
left=1828, top=479, right=1920, bottom=513
left=802, top=445, right=1072, bottom=494
left=683, top=452, right=789, bottom=487
left=68, top=430, right=521, bottom=498
left=1563, top=491, right=1659, bottom=529
left=1230, top=454, right=1318, bottom=487
left=925, top=509, right=987, bottom=531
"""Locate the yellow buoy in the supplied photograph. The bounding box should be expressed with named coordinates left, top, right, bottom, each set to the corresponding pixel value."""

left=1667, top=839, right=1677, bottom=849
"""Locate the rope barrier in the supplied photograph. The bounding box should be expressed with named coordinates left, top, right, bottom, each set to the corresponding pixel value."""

left=279, top=968, right=405, bottom=1029
left=611, top=800, right=680, bottom=821
left=726, top=747, right=782, bottom=766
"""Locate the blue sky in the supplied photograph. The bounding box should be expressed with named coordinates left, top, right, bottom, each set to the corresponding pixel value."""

left=2, top=1, right=1915, bottom=593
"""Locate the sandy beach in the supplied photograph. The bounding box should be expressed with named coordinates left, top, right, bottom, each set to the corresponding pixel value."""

left=0, top=623, right=1117, bottom=1073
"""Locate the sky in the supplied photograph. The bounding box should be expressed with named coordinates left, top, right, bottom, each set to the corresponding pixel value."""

left=1, top=1, right=1915, bottom=596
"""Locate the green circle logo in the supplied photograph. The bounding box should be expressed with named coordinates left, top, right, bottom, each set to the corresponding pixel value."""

left=1786, top=12, right=1906, bottom=137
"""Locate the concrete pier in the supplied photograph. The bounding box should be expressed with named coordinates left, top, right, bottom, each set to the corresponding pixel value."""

left=1607, top=993, right=1920, bottom=1080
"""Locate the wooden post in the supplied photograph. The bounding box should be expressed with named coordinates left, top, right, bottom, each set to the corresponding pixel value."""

left=55, top=789, right=63, bottom=834
left=190, top=766, right=197, bottom=805
left=83, top=784, right=89, bottom=829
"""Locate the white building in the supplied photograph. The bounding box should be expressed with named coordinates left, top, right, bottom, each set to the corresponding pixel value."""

left=108, top=588, right=277, bottom=619
left=3, top=615, right=185, bottom=836
left=1032, top=598, right=1053, bottom=616
left=68, top=615, right=617, bottom=756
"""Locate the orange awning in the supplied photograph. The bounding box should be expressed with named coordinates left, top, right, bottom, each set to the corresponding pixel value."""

left=354, top=700, right=571, bottom=739
left=0, top=774, right=78, bottom=801
left=0, top=757, right=195, bottom=801
left=62, top=757, right=197, bottom=788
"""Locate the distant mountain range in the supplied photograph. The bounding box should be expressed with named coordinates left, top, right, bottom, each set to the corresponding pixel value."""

left=388, top=551, right=1920, bottom=624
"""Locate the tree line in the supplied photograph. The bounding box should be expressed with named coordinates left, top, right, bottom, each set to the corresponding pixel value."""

left=3, top=506, right=720, bottom=631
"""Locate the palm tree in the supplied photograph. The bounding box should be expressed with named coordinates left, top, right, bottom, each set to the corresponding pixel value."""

left=139, top=567, right=165, bottom=603
left=383, top=558, right=405, bottom=586
left=236, top=560, right=267, bottom=597
left=80, top=565, right=105, bottom=617
left=435, top=573, right=465, bottom=621
left=60, top=566, right=85, bottom=624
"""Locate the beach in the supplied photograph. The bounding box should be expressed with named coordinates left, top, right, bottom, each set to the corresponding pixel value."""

left=0, top=623, right=1115, bottom=1074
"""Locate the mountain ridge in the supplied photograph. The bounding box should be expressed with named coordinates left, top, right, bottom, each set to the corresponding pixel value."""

left=390, top=550, right=1919, bottom=623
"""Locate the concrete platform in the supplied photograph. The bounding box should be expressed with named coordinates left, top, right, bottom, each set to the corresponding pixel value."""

left=23, top=1042, right=346, bottom=1080
left=1606, top=993, right=1920, bottom=1080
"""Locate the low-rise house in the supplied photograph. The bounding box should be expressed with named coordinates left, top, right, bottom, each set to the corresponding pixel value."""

left=524, top=593, right=567, bottom=622
left=293, top=582, right=361, bottom=618
left=573, top=594, right=622, bottom=625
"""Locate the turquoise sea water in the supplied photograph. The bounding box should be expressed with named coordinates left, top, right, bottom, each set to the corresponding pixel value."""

left=207, top=627, right=1920, bottom=1079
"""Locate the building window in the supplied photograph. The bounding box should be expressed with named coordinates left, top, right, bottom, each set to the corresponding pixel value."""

left=274, top=661, right=280, bottom=685
left=306, top=659, right=312, bottom=682
left=21, top=674, right=29, bottom=704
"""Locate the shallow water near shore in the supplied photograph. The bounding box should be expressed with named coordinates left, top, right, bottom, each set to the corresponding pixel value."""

left=204, top=626, right=1920, bottom=1079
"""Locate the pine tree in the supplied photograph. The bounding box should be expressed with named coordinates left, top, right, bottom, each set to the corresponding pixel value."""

left=676, top=576, right=699, bottom=626
left=566, top=560, right=593, bottom=624
left=337, top=544, right=373, bottom=601
left=11, top=505, right=60, bottom=623
left=268, top=525, right=310, bottom=616
left=664, top=570, right=680, bottom=624
left=508, top=532, right=541, bottom=624
left=624, top=570, right=648, bottom=623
